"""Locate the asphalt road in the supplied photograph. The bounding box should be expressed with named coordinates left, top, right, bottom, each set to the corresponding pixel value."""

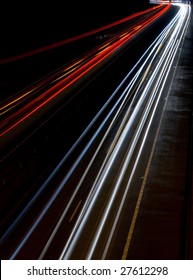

left=0, top=3, right=192, bottom=260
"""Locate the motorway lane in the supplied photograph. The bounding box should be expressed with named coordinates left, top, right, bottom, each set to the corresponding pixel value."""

left=125, top=3, right=193, bottom=260
left=59, top=5, right=191, bottom=259
left=0, top=3, right=176, bottom=231
left=0, top=4, right=184, bottom=259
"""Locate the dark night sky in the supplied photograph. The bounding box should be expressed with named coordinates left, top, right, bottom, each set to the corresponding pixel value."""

left=1, top=1, right=151, bottom=58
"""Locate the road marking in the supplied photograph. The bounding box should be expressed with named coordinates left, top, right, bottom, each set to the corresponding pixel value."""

left=121, top=6, right=187, bottom=256
left=122, top=95, right=168, bottom=260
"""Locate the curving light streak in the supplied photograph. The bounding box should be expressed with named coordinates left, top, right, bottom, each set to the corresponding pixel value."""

left=5, top=4, right=172, bottom=259
left=13, top=3, right=189, bottom=260
left=7, top=2, right=191, bottom=260
left=59, top=3, right=190, bottom=260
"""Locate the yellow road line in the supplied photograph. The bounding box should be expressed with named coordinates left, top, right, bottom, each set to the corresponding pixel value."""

left=122, top=100, right=167, bottom=260
left=69, top=200, right=82, bottom=222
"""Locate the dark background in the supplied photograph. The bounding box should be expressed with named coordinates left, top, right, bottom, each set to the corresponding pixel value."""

left=0, top=0, right=151, bottom=58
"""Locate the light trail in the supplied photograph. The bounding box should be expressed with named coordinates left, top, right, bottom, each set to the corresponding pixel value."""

left=10, top=2, right=188, bottom=260
left=4, top=3, right=171, bottom=259
left=0, top=4, right=164, bottom=65
left=3, top=2, right=190, bottom=260
left=59, top=3, right=190, bottom=260
left=0, top=4, right=170, bottom=138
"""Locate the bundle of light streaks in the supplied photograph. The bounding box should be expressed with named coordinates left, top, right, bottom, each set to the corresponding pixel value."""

left=0, top=4, right=170, bottom=137
left=7, top=3, right=191, bottom=260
